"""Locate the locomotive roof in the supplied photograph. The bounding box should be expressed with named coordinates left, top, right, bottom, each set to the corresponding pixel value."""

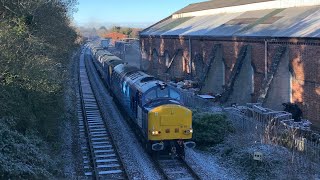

left=114, top=64, right=164, bottom=93
left=135, top=79, right=163, bottom=94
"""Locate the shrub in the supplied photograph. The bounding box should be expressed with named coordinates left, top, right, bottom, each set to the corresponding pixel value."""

left=192, top=112, right=234, bottom=148
left=0, top=118, right=56, bottom=179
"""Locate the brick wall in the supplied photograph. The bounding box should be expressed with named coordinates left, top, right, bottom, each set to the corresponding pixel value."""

left=140, top=36, right=320, bottom=128
left=287, top=43, right=320, bottom=128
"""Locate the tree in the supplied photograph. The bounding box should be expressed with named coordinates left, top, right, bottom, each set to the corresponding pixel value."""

left=99, top=26, right=107, bottom=30
left=111, top=26, right=121, bottom=33
left=120, top=27, right=133, bottom=36
left=0, top=0, right=80, bottom=178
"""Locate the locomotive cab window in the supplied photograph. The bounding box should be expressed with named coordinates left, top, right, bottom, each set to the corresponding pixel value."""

left=169, top=88, right=180, bottom=100
left=142, top=86, right=181, bottom=105
left=144, top=89, right=157, bottom=103
left=157, top=88, right=169, bottom=98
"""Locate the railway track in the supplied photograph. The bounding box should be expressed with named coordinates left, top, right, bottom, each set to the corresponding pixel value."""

left=77, top=48, right=127, bottom=179
left=154, top=155, right=200, bottom=180
left=83, top=45, right=201, bottom=179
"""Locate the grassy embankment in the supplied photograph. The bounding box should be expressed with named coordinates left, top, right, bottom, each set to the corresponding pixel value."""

left=0, top=1, right=81, bottom=178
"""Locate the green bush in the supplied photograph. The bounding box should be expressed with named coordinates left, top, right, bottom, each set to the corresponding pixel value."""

left=192, top=112, right=234, bottom=148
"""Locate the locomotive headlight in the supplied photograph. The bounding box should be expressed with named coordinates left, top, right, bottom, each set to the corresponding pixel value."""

left=184, top=129, right=193, bottom=135
left=151, top=130, right=160, bottom=135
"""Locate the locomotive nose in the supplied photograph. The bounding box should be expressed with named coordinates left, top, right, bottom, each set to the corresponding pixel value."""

left=148, top=104, right=193, bottom=140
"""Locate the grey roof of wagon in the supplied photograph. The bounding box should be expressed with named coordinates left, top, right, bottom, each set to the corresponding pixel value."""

left=95, top=50, right=112, bottom=57
left=174, top=0, right=273, bottom=14
left=91, top=46, right=104, bottom=54
left=100, top=55, right=123, bottom=66
left=94, top=49, right=123, bottom=66
left=141, top=5, right=320, bottom=38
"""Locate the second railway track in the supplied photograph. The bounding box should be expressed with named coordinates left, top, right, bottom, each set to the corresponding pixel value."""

left=155, top=155, right=200, bottom=180
left=77, top=48, right=128, bottom=179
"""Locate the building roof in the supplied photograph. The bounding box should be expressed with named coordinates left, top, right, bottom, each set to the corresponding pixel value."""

left=104, top=32, right=128, bottom=38
left=141, top=5, right=320, bottom=38
left=174, top=0, right=272, bottom=14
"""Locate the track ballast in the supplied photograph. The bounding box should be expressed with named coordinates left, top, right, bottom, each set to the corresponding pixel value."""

left=154, top=155, right=200, bottom=180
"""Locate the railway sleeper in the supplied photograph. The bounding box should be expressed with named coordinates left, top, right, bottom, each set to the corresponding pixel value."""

left=96, top=158, right=118, bottom=163
left=97, top=163, right=120, bottom=168
left=98, top=169, right=122, bottom=174
left=90, top=131, right=107, bottom=135
left=94, top=149, right=114, bottom=153
left=89, top=128, right=106, bottom=132
left=92, top=145, right=112, bottom=149
left=91, top=137, right=109, bottom=141
left=92, top=141, right=110, bottom=145
left=95, top=154, right=116, bottom=158
left=91, top=133, right=108, bottom=137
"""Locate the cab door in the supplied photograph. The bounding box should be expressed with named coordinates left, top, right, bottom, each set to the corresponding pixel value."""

left=137, top=92, right=144, bottom=130
left=130, top=92, right=139, bottom=118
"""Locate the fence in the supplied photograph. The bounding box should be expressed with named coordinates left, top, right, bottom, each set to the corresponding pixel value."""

left=225, top=103, right=320, bottom=163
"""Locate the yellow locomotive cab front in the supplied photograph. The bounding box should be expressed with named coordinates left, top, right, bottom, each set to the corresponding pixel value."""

left=148, top=104, right=193, bottom=141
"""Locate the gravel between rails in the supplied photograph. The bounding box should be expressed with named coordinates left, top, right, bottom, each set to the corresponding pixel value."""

left=84, top=50, right=162, bottom=180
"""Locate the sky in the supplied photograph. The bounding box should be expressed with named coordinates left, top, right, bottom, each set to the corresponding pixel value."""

left=73, top=0, right=205, bottom=28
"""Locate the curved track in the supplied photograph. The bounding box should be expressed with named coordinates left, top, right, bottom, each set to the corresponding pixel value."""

left=77, top=48, right=127, bottom=179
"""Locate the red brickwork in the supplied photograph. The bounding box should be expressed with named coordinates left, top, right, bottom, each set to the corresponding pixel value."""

left=140, top=37, right=320, bottom=129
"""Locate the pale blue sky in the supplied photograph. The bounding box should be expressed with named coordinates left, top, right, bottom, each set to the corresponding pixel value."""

left=73, top=0, right=205, bottom=27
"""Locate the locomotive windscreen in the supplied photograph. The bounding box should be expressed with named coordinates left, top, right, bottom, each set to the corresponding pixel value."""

left=143, top=86, right=180, bottom=105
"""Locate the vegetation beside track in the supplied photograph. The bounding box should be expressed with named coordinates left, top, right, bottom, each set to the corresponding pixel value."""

left=0, top=1, right=81, bottom=178
left=192, top=111, right=234, bottom=148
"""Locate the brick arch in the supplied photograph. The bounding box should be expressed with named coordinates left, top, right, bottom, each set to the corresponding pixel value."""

left=168, top=50, right=184, bottom=81
left=164, top=50, right=170, bottom=67
left=250, top=65, right=255, bottom=94
left=152, top=48, right=159, bottom=75
left=141, top=49, right=151, bottom=71
left=192, top=53, right=206, bottom=81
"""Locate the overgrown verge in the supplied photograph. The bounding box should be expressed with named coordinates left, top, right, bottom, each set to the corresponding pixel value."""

left=192, top=108, right=319, bottom=179
left=192, top=110, right=234, bottom=149
left=0, top=118, right=57, bottom=178
left=0, top=1, right=81, bottom=178
left=211, top=133, right=319, bottom=179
